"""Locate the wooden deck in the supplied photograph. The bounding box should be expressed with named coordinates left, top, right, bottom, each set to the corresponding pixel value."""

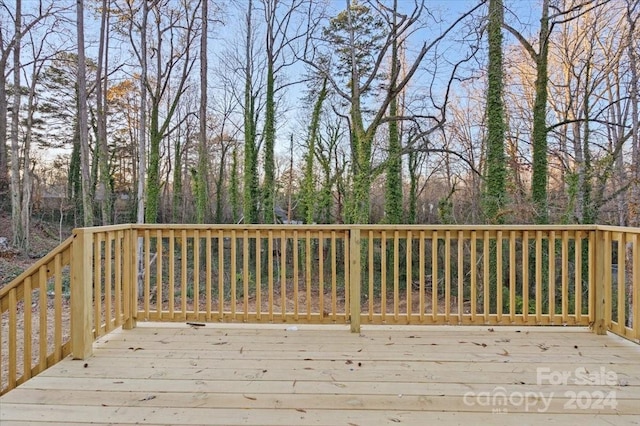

left=1, top=324, right=639, bottom=425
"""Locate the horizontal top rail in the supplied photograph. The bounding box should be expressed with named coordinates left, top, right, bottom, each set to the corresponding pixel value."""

left=71, top=223, right=604, bottom=232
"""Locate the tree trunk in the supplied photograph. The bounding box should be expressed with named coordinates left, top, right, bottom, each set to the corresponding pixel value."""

left=384, top=0, right=402, bottom=225
left=11, top=0, right=23, bottom=247
left=137, top=0, right=148, bottom=225
left=96, top=0, right=112, bottom=225
left=243, top=0, right=259, bottom=224
left=628, top=1, right=640, bottom=227
left=77, top=0, right=93, bottom=227
left=531, top=0, right=550, bottom=224
left=483, top=0, right=507, bottom=224
left=196, top=0, right=209, bottom=224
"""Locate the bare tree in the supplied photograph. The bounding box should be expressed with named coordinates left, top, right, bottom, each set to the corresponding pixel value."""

left=76, top=0, right=93, bottom=226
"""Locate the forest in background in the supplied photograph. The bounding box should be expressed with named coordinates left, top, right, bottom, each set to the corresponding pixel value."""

left=0, top=0, right=639, bottom=255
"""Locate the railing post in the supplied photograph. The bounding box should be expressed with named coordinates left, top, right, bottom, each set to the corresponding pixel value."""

left=593, top=228, right=607, bottom=335
left=71, top=228, right=94, bottom=359
left=349, top=228, right=361, bottom=333
left=123, top=227, right=137, bottom=330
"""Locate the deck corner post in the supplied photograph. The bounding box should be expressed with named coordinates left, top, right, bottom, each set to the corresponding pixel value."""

left=349, top=228, right=361, bottom=333
left=71, top=228, right=95, bottom=359
left=593, top=228, right=607, bottom=335
left=123, top=227, right=137, bottom=330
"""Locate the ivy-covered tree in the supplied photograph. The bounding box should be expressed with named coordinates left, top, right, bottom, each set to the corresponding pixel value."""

left=383, top=0, right=402, bottom=225
left=300, top=78, right=327, bottom=224
left=482, top=0, right=507, bottom=224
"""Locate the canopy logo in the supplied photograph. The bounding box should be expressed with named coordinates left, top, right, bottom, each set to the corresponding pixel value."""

left=463, top=366, right=620, bottom=413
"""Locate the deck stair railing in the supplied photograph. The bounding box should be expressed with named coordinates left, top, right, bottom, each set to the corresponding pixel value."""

left=1, top=224, right=638, bottom=394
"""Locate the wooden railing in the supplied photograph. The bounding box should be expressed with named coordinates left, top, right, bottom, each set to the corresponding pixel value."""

left=1, top=236, right=73, bottom=395
left=1, top=224, right=638, bottom=395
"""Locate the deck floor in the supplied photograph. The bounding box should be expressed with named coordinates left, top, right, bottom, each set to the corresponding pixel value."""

left=1, top=323, right=639, bottom=425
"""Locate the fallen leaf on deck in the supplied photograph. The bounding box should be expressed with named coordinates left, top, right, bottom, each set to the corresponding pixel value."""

left=471, top=342, right=487, bottom=347
left=128, top=347, right=144, bottom=351
left=498, top=349, right=510, bottom=356
left=345, top=360, right=353, bottom=365
left=389, top=418, right=401, bottom=422
left=488, top=328, right=495, bottom=332
left=139, top=395, right=156, bottom=402
left=243, top=395, right=257, bottom=400
left=186, top=322, right=205, bottom=327
left=296, top=408, right=307, bottom=413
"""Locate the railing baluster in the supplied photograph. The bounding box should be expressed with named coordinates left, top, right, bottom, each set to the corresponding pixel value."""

left=243, top=230, right=249, bottom=320
left=561, top=230, right=569, bottom=324
left=293, top=230, right=299, bottom=320
left=535, top=230, right=542, bottom=323
left=168, top=229, right=175, bottom=319
left=155, top=229, right=162, bottom=320
left=381, top=231, right=387, bottom=321
left=470, top=231, right=477, bottom=323
left=268, top=230, right=274, bottom=321
left=54, top=253, right=62, bottom=362
left=105, top=233, right=112, bottom=333
left=633, top=233, right=639, bottom=340
left=522, top=230, right=529, bottom=323
left=38, top=265, right=47, bottom=371
left=306, top=231, right=311, bottom=320
left=206, top=230, right=212, bottom=321
left=23, top=277, right=32, bottom=381
left=575, top=233, right=583, bottom=322
left=181, top=230, right=188, bottom=318
left=407, top=230, right=413, bottom=321
left=617, top=232, right=626, bottom=333
left=483, top=231, right=489, bottom=323
left=444, top=231, right=451, bottom=323
left=231, top=230, right=237, bottom=319
left=368, top=230, right=374, bottom=322
left=394, top=230, right=399, bottom=322
left=497, top=230, right=503, bottom=323
left=419, top=231, right=425, bottom=323
left=144, top=230, right=151, bottom=319
left=457, top=231, right=463, bottom=323
left=549, top=230, right=556, bottom=324
left=256, top=230, right=262, bottom=321
left=319, top=231, right=324, bottom=321
left=94, top=233, right=102, bottom=335
left=604, top=231, right=612, bottom=329
left=194, top=230, right=200, bottom=319
left=344, top=231, right=350, bottom=320
left=329, top=231, right=336, bottom=320
left=281, top=230, right=287, bottom=319
left=431, top=230, right=438, bottom=322
left=217, top=230, right=224, bottom=318
left=115, top=232, right=122, bottom=327
left=349, top=228, right=361, bottom=333
left=9, top=288, right=17, bottom=390
left=509, top=231, right=516, bottom=323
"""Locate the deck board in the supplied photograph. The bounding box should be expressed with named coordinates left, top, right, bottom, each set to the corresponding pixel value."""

left=1, top=324, right=639, bottom=425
